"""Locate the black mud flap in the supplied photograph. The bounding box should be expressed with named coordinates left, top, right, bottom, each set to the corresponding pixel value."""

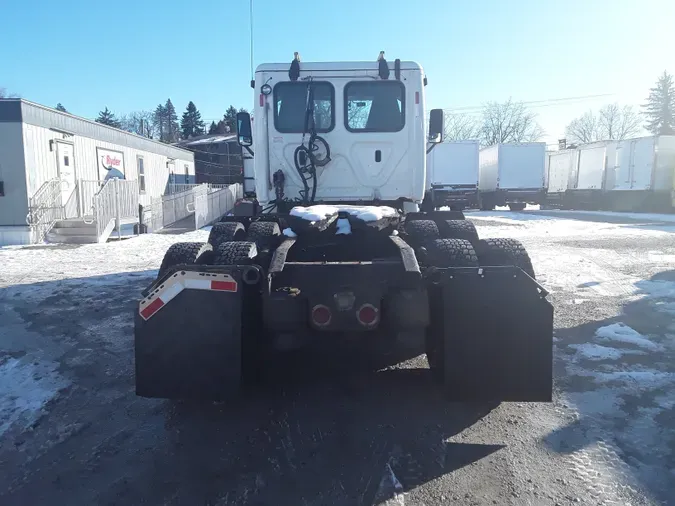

left=134, top=268, right=246, bottom=401
left=433, top=266, right=553, bottom=402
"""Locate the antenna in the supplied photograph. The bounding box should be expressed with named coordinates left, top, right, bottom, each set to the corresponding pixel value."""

left=249, top=0, right=254, bottom=80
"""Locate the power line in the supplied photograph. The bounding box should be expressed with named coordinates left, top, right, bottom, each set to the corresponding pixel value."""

left=429, top=93, right=616, bottom=114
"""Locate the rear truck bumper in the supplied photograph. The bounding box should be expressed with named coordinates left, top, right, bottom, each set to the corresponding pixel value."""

left=134, top=248, right=553, bottom=402
left=430, top=186, right=478, bottom=209
left=563, top=189, right=604, bottom=210
left=480, top=189, right=545, bottom=208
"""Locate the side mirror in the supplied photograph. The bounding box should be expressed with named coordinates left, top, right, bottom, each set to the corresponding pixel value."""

left=428, top=109, right=444, bottom=143
left=236, top=112, right=253, bottom=147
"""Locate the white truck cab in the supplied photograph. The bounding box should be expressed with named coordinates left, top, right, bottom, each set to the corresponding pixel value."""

left=236, top=54, right=443, bottom=211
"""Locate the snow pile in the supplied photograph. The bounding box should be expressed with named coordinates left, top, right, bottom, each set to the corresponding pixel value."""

left=0, top=357, right=69, bottom=437
left=595, top=323, right=663, bottom=352
left=282, top=228, right=297, bottom=238
left=569, top=343, right=644, bottom=361
left=335, top=218, right=352, bottom=235
left=290, top=205, right=398, bottom=223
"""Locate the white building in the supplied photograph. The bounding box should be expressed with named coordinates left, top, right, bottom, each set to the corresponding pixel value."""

left=0, top=99, right=195, bottom=245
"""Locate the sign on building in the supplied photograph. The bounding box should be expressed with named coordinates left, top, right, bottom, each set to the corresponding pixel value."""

left=96, top=147, right=126, bottom=180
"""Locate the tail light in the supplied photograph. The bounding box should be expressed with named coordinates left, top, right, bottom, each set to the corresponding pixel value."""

left=356, top=304, right=379, bottom=328
left=311, top=304, right=332, bottom=327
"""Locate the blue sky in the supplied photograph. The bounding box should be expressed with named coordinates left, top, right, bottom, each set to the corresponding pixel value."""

left=1, top=0, right=673, bottom=145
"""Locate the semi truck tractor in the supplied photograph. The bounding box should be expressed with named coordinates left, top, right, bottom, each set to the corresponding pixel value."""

left=134, top=54, right=553, bottom=402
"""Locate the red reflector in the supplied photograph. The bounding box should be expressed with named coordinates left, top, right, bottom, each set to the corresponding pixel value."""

left=211, top=280, right=237, bottom=292
left=259, top=94, right=264, bottom=107
left=311, top=305, right=332, bottom=326
left=415, top=91, right=419, bottom=105
left=357, top=304, right=379, bottom=326
left=140, top=297, right=165, bottom=320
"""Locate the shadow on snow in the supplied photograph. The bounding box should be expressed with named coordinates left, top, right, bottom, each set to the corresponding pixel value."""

left=0, top=270, right=503, bottom=506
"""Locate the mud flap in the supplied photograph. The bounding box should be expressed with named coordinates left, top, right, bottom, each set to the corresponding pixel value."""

left=134, top=269, right=247, bottom=401
left=433, top=266, right=553, bottom=402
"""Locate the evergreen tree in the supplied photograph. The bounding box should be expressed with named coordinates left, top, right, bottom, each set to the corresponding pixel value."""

left=95, top=107, right=122, bottom=128
left=55, top=103, right=67, bottom=112
left=164, top=99, right=179, bottom=143
left=180, top=101, right=206, bottom=139
left=642, top=71, right=675, bottom=135
left=223, top=105, right=239, bottom=132
left=208, top=121, right=218, bottom=134
left=153, top=104, right=166, bottom=142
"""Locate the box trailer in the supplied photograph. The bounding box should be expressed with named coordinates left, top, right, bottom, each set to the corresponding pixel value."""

left=478, top=143, right=546, bottom=211
left=565, top=140, right=617, bottom=210
left=543, top=149, right=576, bottom=208
left=423, top=140, right=479, bottom=210
left=607, top=135, right=675, bottom=212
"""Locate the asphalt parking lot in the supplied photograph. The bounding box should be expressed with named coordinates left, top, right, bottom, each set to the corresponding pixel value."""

left=1, top=210, right=674, bottom=506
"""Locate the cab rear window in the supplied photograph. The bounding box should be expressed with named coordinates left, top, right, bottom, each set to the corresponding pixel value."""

left=345, top=81, right=405, bottom=132
left=274, top=82, right=334, bottom=133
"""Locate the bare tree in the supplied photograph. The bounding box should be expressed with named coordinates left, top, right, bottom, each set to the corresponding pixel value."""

left=0, top=87, right=20, bottom=99
left=443, top=113, right=480, bottom=141
left=565, top=103, right=642, bottom=145
left=479, top=99, right=544, bottom=146
left=565, top=110, right=600, bottom=144
left=120, top=111, right=156, bottom=138
left=598, top=103, right=642, bottom=140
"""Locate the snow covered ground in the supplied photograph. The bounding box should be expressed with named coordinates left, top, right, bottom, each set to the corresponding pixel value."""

left=0, top=209, right=674, bottom=505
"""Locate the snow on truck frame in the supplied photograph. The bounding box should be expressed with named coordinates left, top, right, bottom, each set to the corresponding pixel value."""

left=134, top=53, right=553, bottom=402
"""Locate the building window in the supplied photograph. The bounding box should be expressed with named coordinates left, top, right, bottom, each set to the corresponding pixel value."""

left=345, top=81, right=405, bottom=132
left=137, top=156, right=146, bottom=193
left=274, top=81, right=334, bottom=133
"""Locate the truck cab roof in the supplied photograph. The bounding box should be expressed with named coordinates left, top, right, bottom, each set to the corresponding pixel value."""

left=255, top=61, right=424, bottom=74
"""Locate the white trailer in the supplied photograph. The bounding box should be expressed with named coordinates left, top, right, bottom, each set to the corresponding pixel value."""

left=543, top=149, right=576, bottom=208
left=478, top=142, right=546, bottom=211
left=607, top=135, right=675, bottom=212
left=423, top=140, right=479, bottom=210
left=564, top=140, right=617, bottom=209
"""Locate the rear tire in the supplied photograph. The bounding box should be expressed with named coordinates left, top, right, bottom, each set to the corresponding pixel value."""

left=425, top=238, right=479, bottom=268
left=213, top=241, right=258, bottom=265
left=475, top=238, right=535, bottom=279
left=424, top=239, right=479, bottom=384
left=208, top=222, right=246, bottom=249
left=157, top=242, right=213, bottom=280
left=404, top=219, right=439, bottom=247
left=247, top=221, right=281, bottom=250
left=438, top=219, right=479, bottom=244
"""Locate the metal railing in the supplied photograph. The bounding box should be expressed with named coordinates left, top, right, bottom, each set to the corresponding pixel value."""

left=26, top=178, right=64, bottom=243
left=93, top=178, right=140, bottom=242
left=161, top=186, right=198, bottom=226
left=167, top=183, right=201, bottom=194
left=80, top=180, right=105, bottom=220
left=194, top=183, right=242, bottom=229
left=63, top=183, right=80, bottom=219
